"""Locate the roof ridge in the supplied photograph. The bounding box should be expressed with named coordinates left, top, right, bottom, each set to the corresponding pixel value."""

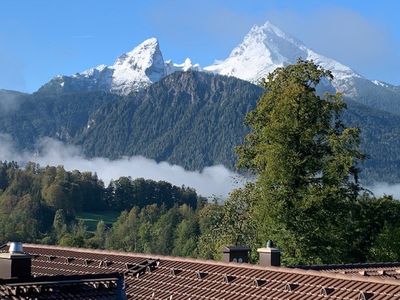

left=297, top=261, right=400, bottom=270
left=23, top=243, right=400, bottom=287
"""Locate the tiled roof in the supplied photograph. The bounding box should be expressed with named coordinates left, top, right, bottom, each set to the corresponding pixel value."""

left=298, top=262, right=400, bottom=281
left=2, top=244, right=400, bottom=299
left=0, top=273, right=123, bottom=299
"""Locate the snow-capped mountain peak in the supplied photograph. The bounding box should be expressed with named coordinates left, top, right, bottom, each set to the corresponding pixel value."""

left=40, top=38, right=201, bottom=96
left=111, top=37, right=166, bottom=95
left=116, top=37, right=159, bottom=62
left=205, top=21, right=360, bottom=90
left=37, top=21, right=400, bottom=115
left=204, top=21, right=307, bottom=83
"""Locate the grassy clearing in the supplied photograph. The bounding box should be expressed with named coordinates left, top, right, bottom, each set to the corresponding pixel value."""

left=76, top=211, right=120, bottom=232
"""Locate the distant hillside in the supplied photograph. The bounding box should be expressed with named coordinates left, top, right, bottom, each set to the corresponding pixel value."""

left=348, top=78, right=400, bottom=115
left=0, top=89, right=29, bottom=114
left=0, top=90, right=120, bottom=149
left=343, top=100, right=400, bottom=183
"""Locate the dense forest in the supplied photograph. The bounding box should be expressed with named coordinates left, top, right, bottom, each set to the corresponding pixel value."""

left=0, top=160, right=400, bottom=264
left=0, top=161, right=206, bottom=252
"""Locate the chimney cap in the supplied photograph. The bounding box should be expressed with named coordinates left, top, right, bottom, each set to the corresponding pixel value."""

left=9, top=242, right=24, bottom=254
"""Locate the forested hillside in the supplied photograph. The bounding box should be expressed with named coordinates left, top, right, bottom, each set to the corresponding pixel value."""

left=344, top=100, right=400, bottom=183
left=76, top=71, right=262, bottom=169
left=0, top=91, right=121, bottom=149
left=0, top=72, right=399, bottom=183
left=76, top=71, right=400, bottom=183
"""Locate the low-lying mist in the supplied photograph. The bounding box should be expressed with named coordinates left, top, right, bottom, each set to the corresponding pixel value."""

left=0, top=134, right=399, bottom=200
left=0, top=134, right=246, bottom=199
left=366, top=182, right=400, bottom=199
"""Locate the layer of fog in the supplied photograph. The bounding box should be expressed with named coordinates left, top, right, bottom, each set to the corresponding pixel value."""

left=1, top=134, right=399, bottom=200
left=366, top=183, right=400, bottom=199
left=0, top=134, right=246, bottom=199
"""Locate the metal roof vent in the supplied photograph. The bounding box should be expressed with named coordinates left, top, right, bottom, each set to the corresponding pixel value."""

left=170, top=268, right=182, bottom=276
left=9, top=242, right=24, bottom=254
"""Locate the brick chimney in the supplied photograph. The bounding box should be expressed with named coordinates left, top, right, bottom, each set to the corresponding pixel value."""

left=222, top=246, right=250, bottom=263
left=0, top=242, right=32, bottom=279
left=257, top=240, right=281, bottom=267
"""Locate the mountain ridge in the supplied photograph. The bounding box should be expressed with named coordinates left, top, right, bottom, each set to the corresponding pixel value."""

left=36, top=21, right=400, bottom=115
left=204, top=21, right=400, bottom=114
left=205, top=21, right=360, bottom=83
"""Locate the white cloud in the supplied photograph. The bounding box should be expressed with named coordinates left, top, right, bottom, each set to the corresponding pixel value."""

left=0, top=135, right=245, bottom=199
left=1, top=134, right=398, bottom=200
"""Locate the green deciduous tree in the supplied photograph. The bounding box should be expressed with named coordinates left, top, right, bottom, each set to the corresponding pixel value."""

left=236, top=59, right=365, bottom=265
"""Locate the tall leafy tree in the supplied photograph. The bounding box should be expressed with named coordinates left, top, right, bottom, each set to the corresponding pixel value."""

left=236, top=59, right=365, bottom=265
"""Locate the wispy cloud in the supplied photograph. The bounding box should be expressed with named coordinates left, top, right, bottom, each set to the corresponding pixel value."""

left=0, top=135, right=245, bottom=199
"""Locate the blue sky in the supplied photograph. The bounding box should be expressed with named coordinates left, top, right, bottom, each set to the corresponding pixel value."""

left=1, top=0, right=399, bottom=92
